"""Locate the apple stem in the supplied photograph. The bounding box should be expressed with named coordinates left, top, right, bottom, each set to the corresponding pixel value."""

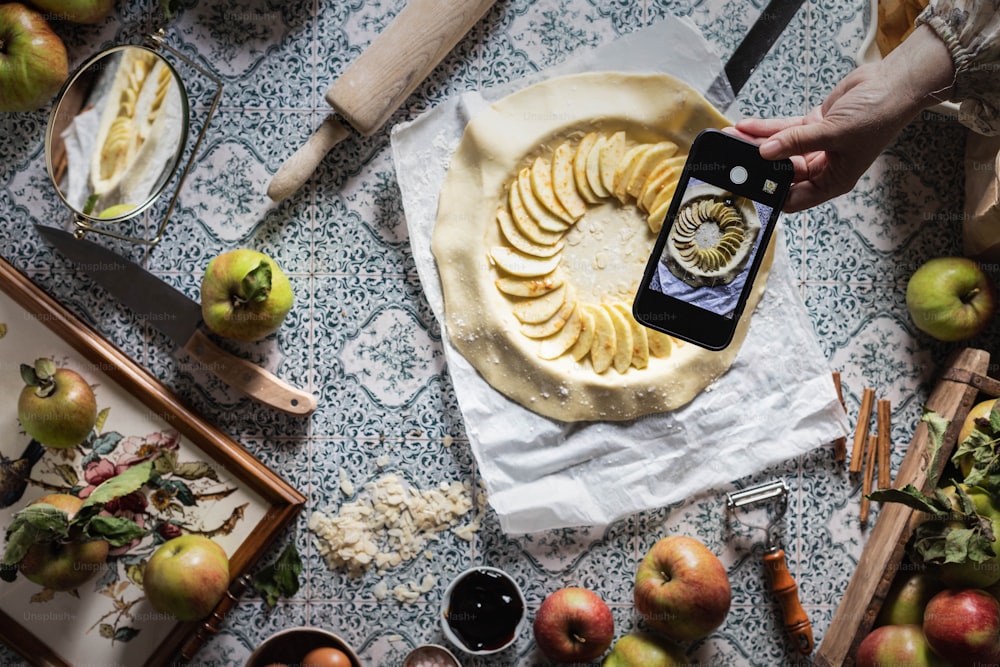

left=572, top=633, right=587, bottom=644
left=237, top=261, right=273, bottom=305
left=964, top=287, right=981, bottom=303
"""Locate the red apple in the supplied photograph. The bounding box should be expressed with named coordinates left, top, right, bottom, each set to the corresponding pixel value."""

left=27, top=0, right=116, bottom=24
left=856, top=624, right=947, bottom=667
left=601, top=631, right=687, bottom=667
left=142, top=534, right=230, bottom=621
left=200, top=249, right=294, bottom=342
left=923, top=588, right=1000, bottom=666
left=0, top=3, right=68, bottom=112
left=19, top=493, right=110, bottom=591
left=633, top=535, right=731, bottom=642
left=18, top=358, right=97, bottom=449
left=905, top=256, right=997, bottom=341
left=876, top=572, right=944, bottom=627
left=532, top=586, right=614, bottom=663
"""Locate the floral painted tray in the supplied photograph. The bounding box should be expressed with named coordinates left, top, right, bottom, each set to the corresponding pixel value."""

left=0, top=257, right=305, bottom=666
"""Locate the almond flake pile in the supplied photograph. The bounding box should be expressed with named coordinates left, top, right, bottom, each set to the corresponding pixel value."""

left=308, top=472, right=481, bottom=584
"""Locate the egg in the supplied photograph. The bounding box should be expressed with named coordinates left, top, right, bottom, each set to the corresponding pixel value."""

left=302, top=646, right=353, bottom=667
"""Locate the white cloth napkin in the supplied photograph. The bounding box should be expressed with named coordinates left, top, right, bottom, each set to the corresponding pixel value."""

left=391, top=16, right=849, bottom=534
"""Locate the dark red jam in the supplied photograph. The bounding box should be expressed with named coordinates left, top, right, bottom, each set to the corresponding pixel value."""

left=446, top=568, right=523, bottom=652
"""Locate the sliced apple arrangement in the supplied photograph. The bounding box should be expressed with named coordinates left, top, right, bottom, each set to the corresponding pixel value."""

left=490, top=131, right=686, bottom=374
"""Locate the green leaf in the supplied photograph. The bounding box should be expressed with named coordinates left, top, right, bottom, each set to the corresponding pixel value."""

left=34, top=358, right=56, bottom=380
left=868, top=484, right=951, bottom=514
left=19, top=363, right=36, bottom=387
left=241, top=261, right=273, bottom=304
left=2, top=504, right=71, bottom=566
left=113, top=626, right=140, bottom=643
left=81, top=460, right=155, bottom=509
left=989, top=401, right=1000, bottom=434
left=83, top=515, right=148, bottom=547
left=252, top=542, right=302, bottom=609
left=922, top=408, right=951, bottom=489
left=82, top=194, right=99, bottom=216
left=171, top=461, right=219, bottom=482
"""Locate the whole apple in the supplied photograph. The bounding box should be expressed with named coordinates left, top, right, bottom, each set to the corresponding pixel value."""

left=634, top=535, right=731, bottom=642
left=923, top=588, right=1000, bottom=667
left=143, top=534, right=230, bottom=622
left=856, top=624, right=947, bottom=667
left=27, top=0, right=115, bottom=24
left=532, top=586, right=614, bottom=663
left=0, top=3, right=68, bottom=112
left=906, top=256, right=997, bottom=342
left=19, top=493, right=110, bottom=591
left=876, top=571, right=944, bottom=627
left=601, top=631, right=687, bottom=667
left=18, top=358, right=97, bottom=449
left=200, top=249, right=294, bottom=342
left=930, top=485, right=1000, bottom=589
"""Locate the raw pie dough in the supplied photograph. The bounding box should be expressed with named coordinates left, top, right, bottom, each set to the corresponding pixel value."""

left=432, top=72, right=774, bottom=422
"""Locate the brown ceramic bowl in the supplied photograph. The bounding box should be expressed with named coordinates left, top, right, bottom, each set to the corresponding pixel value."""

left=245, top=627, right=362, bottom=667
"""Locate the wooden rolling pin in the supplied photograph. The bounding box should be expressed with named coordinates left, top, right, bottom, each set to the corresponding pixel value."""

left=267, top=0, right=498, bottom=201
left=763, top=547, right=814, bottom=655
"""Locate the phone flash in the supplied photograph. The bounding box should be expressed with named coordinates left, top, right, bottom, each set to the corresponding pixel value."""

left=763, top=179, right=778, bottom=194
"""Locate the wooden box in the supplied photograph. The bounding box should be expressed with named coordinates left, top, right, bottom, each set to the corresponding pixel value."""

left=815, top=347, right=996, bottom=666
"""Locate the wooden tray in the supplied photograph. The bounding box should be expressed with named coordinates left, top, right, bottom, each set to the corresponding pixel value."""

left=815, top=347, right=993, bottom=666
left=0, top=257, right=306, bottom=666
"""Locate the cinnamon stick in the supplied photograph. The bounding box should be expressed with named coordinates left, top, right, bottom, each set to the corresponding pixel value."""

left=850, top=388, right=876, bottom=473
left=876, top=399, right=892, bottom=489
left=833, top=372, right=848, bottom=462
left=860, top=433, right=878, bottom=526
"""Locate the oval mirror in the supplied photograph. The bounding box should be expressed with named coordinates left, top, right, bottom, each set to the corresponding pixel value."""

left=45, top=45, right=190, bottom=222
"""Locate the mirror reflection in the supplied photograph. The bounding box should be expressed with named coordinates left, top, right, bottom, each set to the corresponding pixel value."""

left=46, top=45, right=189, bottom=221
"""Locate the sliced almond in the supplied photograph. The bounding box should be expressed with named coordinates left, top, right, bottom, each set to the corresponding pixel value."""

left=508, top=182, right=565, bottom=246
left=599, top=131, right=627, bottom=194
left=495, top=270, right=564, bottom=298
left=603, top=303, right=634, bottom=373
left=626, top=141, right=679, bottom=199
left=519, top=167, right=570, bottom=233
left=497, top=208, right=564, bottom=258
left=512, top=283, right=568, bottom=324
left=640, top=156, right=685, bottom=212
left=490, top=246, right=562, bottom=277
left=613, top=144, right=652, bottom=202
left=614, top=303, right=649, bottom=369
left=647, top=328, right=674, bottom=357
left=585, top=134, right=611, bottom=199
left=530, top=156, right=576, bottom=224
left=588, top=304, right=617, bottom=374
left=520, top=285, right=578, bottom=339
left=538, top=302, right=584, bottom=360
left=569, top=304, right=597, bottom=361
left=552, top=142, right=588, bottom=219
left=573, top=133, right=601, bottom=203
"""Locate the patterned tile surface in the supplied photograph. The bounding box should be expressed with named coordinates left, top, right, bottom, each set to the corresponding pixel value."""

left=0, top=0, right=992, bottom=665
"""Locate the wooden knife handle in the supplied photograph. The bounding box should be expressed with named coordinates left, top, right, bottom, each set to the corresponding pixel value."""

left=267, top=116, right=350, bottom=202
left=327, top=0, right=497, bottom=135
left=184, top=329, right=317, bottom=416
left=763, top=547, right=814, bottom=655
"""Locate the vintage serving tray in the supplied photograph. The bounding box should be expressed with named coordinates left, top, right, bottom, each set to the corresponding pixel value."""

left=0, top=257, right=305, bottom=666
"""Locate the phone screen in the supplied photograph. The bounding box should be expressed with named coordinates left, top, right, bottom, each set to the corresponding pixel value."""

left=633, top=130, right=791, bottom=350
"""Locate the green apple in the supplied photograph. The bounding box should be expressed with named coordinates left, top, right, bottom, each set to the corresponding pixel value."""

left=602, top=631, right=687, bottom=667
left=142, top=534, right=230, bottom=621
left=18, top=493, right=110, bottom=591
left=96, top=203, right=137, bottom=219
left=18, top=358, right=97, bottom=449
left=930, top=485, right=1000, bottom=588
left=856, top=624, right=947, bottom=667
left=27, top=0, right=115, bottom=24
left=876, top=571, right=944, bottom=627
left=906, top=257, right=997, bottom=342
left=0, top=3, right=68, bottom=112
left=633, top=535, right=731, bottom=642
left=200, top=249, right=294, bottom=342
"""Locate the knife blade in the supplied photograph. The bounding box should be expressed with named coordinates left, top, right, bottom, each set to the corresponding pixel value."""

left=706, top=0, right=807, bottom=109
left=35, top=225, right=317, bottom=416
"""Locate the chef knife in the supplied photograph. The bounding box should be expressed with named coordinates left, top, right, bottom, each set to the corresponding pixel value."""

left=706, top=0, right=807, bottom=109
left=35, top=225, right=317, bottom=416
left=267, top=0, right=498, bottom=202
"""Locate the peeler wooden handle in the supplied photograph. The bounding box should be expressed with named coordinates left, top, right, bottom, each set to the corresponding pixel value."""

left=763, top=547, right=814, bottom=655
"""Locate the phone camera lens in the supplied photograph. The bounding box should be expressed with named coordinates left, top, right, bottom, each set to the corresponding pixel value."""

left=729, top=166, right=748, bottom=185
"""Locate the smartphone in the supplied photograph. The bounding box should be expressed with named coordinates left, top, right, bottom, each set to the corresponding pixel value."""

left=632, top=129, right=793, bottom=350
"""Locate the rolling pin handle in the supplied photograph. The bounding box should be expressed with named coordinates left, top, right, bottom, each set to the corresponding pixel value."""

left=267, top=116, right=351, bottom=202
left=763, top=547, right=814, bottom=655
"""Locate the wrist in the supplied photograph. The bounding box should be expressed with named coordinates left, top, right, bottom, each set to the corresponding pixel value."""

left=880, top=24, right=955, bottom=116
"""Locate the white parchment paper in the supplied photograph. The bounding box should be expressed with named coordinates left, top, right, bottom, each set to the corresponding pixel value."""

left=391, top=16, right=849, bottom=534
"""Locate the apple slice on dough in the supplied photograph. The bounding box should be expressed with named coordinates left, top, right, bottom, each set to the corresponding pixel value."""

left=614, top=303, right=649, bottom=369
left=573, top=133, right=602, bottom=203
left=490, top=247, right=562, bottom=277
left=497, top=208, right=564, bottom=258
left=569, top=304, right=597, bottom=361
left=495, top=270, right=565, bottom=298
left=613, top=144, right=652, bottom=203
left=646, top=328, right=674, bottom=358
left=508, top=182, right=565, bottom=246
left=530, top=156, right=577, bottom=224
left=519, top=167, right=571, bottom=233
left=640, top=156, right=685, bottom=212
left=599, top=131, right=627, bottom=195
left=585, top=135, right=611, bottom=199
left=551, top=142, right=588, bottom=219
left=538, top=302, right=585, bottom=360
left=521, top=285, right=578, bottom=339
left=512, top=283, right=569, bottom=324
left=588, top=305, right=617, bottom=374
left=603, top=303, right=634, bottom=373
left=626, top=142, right=679, bottom=199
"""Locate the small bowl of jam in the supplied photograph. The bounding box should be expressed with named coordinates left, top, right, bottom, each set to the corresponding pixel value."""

left=440, top=566, right=526, bottom=655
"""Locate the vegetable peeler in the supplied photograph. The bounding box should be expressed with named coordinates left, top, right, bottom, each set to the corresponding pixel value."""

left=726, top=479, right=814, bottom=655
